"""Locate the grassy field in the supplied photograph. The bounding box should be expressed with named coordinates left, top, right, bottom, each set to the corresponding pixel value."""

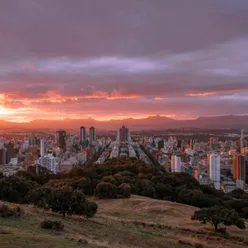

left=1, top=195, right=248, bottom=248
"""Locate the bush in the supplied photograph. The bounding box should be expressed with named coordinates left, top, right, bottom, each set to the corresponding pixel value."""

left=228, top=189, right=248, bottom=199
left=25, top=186, right=54, bottom=208
left=118, top=183, right=131, bottom=198
left=224, top=199, right=248, bottom=213
left=95, top=182, right=117, bottom=199
left=155, top=183, right=174, bottom=200
left=68, top=167, right=85, bottom=178
left=113, top=173, right=123, bottom=183
left=0, top=204, right=23, bottom=218
left=27, top=165, right=55, bottom=184
left=74, top=177, right=93, bottom=195
left=15, top=170, right=38, bottom=182
left=240, top=207, right=248, bottom=219
left=40, top=219, right=64, bottom=230
left=0, top=176, right=39, bottom=203
left=101, top=176, right=118, bottom=186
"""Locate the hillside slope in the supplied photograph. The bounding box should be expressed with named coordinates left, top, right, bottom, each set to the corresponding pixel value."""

left=1, top=195, right=248, bottom=248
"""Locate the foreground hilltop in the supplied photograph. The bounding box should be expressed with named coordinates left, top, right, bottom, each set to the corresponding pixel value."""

left=1, top=195, right=248, bottom=248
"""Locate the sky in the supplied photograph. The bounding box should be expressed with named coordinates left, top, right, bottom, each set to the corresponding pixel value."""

left=1, top=0, right=248, bottom=122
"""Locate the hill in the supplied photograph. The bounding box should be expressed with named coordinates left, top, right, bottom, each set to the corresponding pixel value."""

left=1, top=115, right=248, bottom=131
left=1, top=196, right=248, bottom=248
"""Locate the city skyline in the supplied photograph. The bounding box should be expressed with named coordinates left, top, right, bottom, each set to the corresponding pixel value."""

left=1, top=0, right=248, bottom=122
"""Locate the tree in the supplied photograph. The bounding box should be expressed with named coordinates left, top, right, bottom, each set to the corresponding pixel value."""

left=95, top=182, right=117, bottom=199
left=25, top=186, right=54, bottom=208
left=191, top=205, right=245, bottom=232
left=0, top=176, right=38, bottom=203
left=70, top=189, right=98, bottom=218
left=155, top=183, right=174, bottom=200
left=117, top=183, right=131, bottom=198
left=48, top=186, right=97, bottom=218
left=48, top=186, right=72, bottom=216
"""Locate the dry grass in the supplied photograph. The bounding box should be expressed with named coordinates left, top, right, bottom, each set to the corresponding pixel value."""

left=1, top=196, right=248, bottom=248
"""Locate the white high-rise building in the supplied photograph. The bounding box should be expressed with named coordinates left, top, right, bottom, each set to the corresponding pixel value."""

left=116, top=129, right=120, bottom=143
left=209, top=153, right=221, bottom=190
left=40, top=138, right=45, bottom=157
left=22, top=140, right=29, bottom=150
left=37, top=154, right=58, bottom=174
left=171, top=155, right=181, bottom=172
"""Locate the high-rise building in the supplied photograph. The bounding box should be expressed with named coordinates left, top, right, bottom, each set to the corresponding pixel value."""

left=5, top=142, right=16, bottom=164
left=241, top=129, right=245, bottom=152
left=89, top=127, right=96, bottom=145
left=193, top=168, right=198, bottom=180
left=29, top=135, right=40, bottom=147
left=40, top=138, right=45, bottom=157
left=209, top=137, right=214, bottom=149
left=158, top=140, right=164, bottom=150
left=177, top=139, right=182, bottom=149
left=0, top=147, right=7, bottom=165
left=55, top=130, right=66, bottom=152
left=37, top=154, right=58, bottom=174
left=80, top=126, right=86, bottom=146
left=209, top=153, right=221, bottom=190
left=171, top=155, right=181, bottom=172
left=189, top=139, right=194, bottom=149
left=119, top=125, right=129, bottom=143
left=233, top=154, right=248, bottom=183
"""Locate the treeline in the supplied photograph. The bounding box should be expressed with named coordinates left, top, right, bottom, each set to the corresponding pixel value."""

left=1, top=158, right=248, bottom=220
left=0, top=167, right=97, bottom=218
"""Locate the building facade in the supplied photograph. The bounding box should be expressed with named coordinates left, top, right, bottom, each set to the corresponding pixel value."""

left=209, top=153, right=221, bottom=190
left=55, top=130, right=66, bottom=152
left=89, top=126, right=96, bottom=145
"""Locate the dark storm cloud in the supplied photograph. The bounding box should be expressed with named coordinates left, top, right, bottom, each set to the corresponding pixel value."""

left=0, top=0, right=248, bottom=120
left=1, top=0, right=248, bottom=59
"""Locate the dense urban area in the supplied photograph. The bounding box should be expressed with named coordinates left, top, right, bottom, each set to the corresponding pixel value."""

left=1, top=126, right=247, bottom=192
left=1, top=125, right=248, bottom=248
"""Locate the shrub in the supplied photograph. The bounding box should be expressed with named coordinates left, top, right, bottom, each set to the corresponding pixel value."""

left=0, top=176, right=38, bottom=203
left=95, top=182, right=117, bottom=199
left=74, top=177, right=93, bottom=195
left=113, top=173, right=123, bottom=183
left=68, top=167, right=85, bottom=178
left=40, top=219, right=64, bottom=231
left=224, top=199, right=248, bottom=213
left=25, top=186, right=54, bottom=208
left=118, top=183, right=131, bottom=198
left=0, top=204, right=23, bottom=218
left=27, top=165, right=55, bottom=184
left=15, top=170, right=38, bottom=182
left=155, top=183, right=174, bottom=200
left=136, top=179, right=156, bottom=198
left=101, top=176, right=118, bottom=186
left=240, top=207, right=248, bottom=219
left=228, top=189, right=248, bottom=199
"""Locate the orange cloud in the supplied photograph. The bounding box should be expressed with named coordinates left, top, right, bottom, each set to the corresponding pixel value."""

left=186, top=91, right=217, bottom=97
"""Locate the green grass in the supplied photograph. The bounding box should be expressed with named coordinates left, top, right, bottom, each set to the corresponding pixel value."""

left=104, top=210, right=156, bottom=221
left=0, top=217, right=105, bottom=248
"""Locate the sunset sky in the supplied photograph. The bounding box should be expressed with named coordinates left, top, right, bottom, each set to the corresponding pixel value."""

left=1, top=0, right=248, bottom=122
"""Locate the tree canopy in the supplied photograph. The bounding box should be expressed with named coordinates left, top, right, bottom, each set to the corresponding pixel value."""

left=191, top=205, right=245, bottom=231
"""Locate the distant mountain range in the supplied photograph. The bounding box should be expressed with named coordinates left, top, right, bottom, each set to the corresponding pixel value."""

left=1, top=115, right=248, bottom=131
